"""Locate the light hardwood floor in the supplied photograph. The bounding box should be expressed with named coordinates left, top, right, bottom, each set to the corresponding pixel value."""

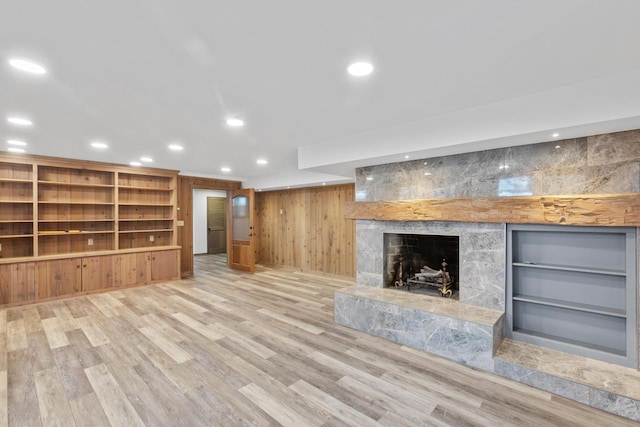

left=0, top=254, right=635, bottom=426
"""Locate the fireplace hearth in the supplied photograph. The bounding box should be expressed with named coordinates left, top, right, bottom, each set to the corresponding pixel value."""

left=383, top=233, right=459, bottom=298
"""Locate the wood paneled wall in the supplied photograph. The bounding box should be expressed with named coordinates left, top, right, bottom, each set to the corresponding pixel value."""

left=177, top=175, right=241, bottom=278
left=256, top=184, right=355, bottom=278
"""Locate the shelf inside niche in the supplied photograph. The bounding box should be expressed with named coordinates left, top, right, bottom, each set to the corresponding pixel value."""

left=0, top=234, right=34, bottom=239
left=512, top=328, right=626, bottom=357
left=512, top=262, right=626, bottom=277
left=512, top=294, right=626, bottom=318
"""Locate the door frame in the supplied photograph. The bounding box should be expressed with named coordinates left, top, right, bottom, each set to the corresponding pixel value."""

left=177, top=176, right=241, bottom=278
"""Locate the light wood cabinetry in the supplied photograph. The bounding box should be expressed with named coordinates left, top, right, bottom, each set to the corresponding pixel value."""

left=149, top=249, right=180, bottom=282
left=81, top=255, right=114, bottom=291
left=0, top=161, right=34, bottom=258
left=0, top=262, right=35, bottom=304
left=37, top=165, right=116, bottom=256
left=118, top=172, right=176, bottom=249
left=0, top=153, right=180, bottom=307
left=36, top=258, right=82, bottom=299
left=114, top=252, right=148, bottom=287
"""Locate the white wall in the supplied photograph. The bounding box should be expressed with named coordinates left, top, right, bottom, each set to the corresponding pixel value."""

left=193, top=189, right=227, bottom=254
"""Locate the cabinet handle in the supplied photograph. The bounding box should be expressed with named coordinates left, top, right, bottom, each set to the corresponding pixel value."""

left=76, top=265, right=81, bottom=269
left=83, top=264, right=87, bottom=268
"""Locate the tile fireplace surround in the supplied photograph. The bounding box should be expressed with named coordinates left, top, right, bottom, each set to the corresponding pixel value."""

left=334, top=129, right=640, bottom=421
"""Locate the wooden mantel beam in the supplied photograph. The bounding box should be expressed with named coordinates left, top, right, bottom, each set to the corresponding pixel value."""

left=344, top=193, right=640, bottom=226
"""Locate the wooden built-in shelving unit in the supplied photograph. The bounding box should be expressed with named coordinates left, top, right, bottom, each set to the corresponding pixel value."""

left=0, top=154, right=180, bottom=307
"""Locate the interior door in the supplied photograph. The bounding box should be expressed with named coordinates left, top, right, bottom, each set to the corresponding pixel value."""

left=207, top=197, right=226, bottom=254
left=228, top=188, right=256, bottom=272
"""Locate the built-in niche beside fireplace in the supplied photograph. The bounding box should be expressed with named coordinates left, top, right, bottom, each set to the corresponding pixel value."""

left=383, top=233, right=459, bottom=298
left=506, top=224, right=638, bottom=368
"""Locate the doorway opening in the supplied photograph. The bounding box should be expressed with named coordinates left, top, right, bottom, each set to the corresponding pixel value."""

left=192, top=189, right=227, bottom=256
left=207, top=197, right=226, bottom=254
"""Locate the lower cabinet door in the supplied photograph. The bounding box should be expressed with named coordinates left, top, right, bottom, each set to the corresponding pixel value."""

left=113, top=252, right=148, bottom=287
left=36, top=258, right=82, bottom=299
left=81, top=255, right=114, bottom=292
left=150, top=250, right=179, bottom=282
left=0, top=262, right=35, bottom=304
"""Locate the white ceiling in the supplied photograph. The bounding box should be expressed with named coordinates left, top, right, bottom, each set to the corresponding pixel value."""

left=2, top=1, right=640, bottom=190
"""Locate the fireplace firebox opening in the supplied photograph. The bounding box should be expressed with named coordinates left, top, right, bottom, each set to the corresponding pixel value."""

left=383, top=233, right=460, bottom=298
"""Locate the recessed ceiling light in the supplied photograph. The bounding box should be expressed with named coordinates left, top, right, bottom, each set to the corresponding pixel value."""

left=424, top=172, right=432, bottom=176
left=140, top=156, right=153, bottom=163
left=90, top=141, right=108, bottom=149
left=347, top=61, right=373, bottom=77
left=552, top=133, right=560, bottom=138
left=7, top=140, right=27, bottom=146
left=404, top=155, right=410, bottom=159
left=366, top=176, right=374, bottom=181
left=7, top=147, right=25, bottom=153
left=256, top=159, right=268, bottom=165
left=225, top=118, right=244, bottom=127
left=322, top=182, right=326, bottom=186
left=129, top=161, right=142, bottom=166
left=7, top=117, right=32, bottom=126
left=168, top=144, right=183, bottom=151
left=8, top=58, right=47, bottom=74
left=220, top=167, right=231, bottom=172
left=555, top=145, right=561, bottom=149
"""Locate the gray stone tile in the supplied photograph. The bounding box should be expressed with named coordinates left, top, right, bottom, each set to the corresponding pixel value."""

left=590, top=389, right=640, bottom=422
left=355, top=220, right=505, bottom=311
left=494, top=359, right=590, bottom=404
left=334, top=291, right=496, bottom=371
left=504, top=138, right=588, bottom=175
left=583, top=162, right=640, bottom=194
left=355, top=130, right=637, bottom=201
left=587, top=130, right=640, bottom=166
left=541, top=162, right=640, bottom=195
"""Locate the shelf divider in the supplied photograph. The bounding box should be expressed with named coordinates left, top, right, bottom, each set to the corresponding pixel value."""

left=512, top=261, right=626, bottom=277
left=513, top=294, right=626, bottom=318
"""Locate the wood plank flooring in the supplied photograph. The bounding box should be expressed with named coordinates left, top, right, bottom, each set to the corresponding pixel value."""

left=0, top=254, right=636, bottom=426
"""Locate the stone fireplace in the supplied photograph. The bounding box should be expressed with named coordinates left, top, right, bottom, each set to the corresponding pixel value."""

left=334, top=129, right=640, bottom=421
left=358, top=220, right=505, bottom=309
